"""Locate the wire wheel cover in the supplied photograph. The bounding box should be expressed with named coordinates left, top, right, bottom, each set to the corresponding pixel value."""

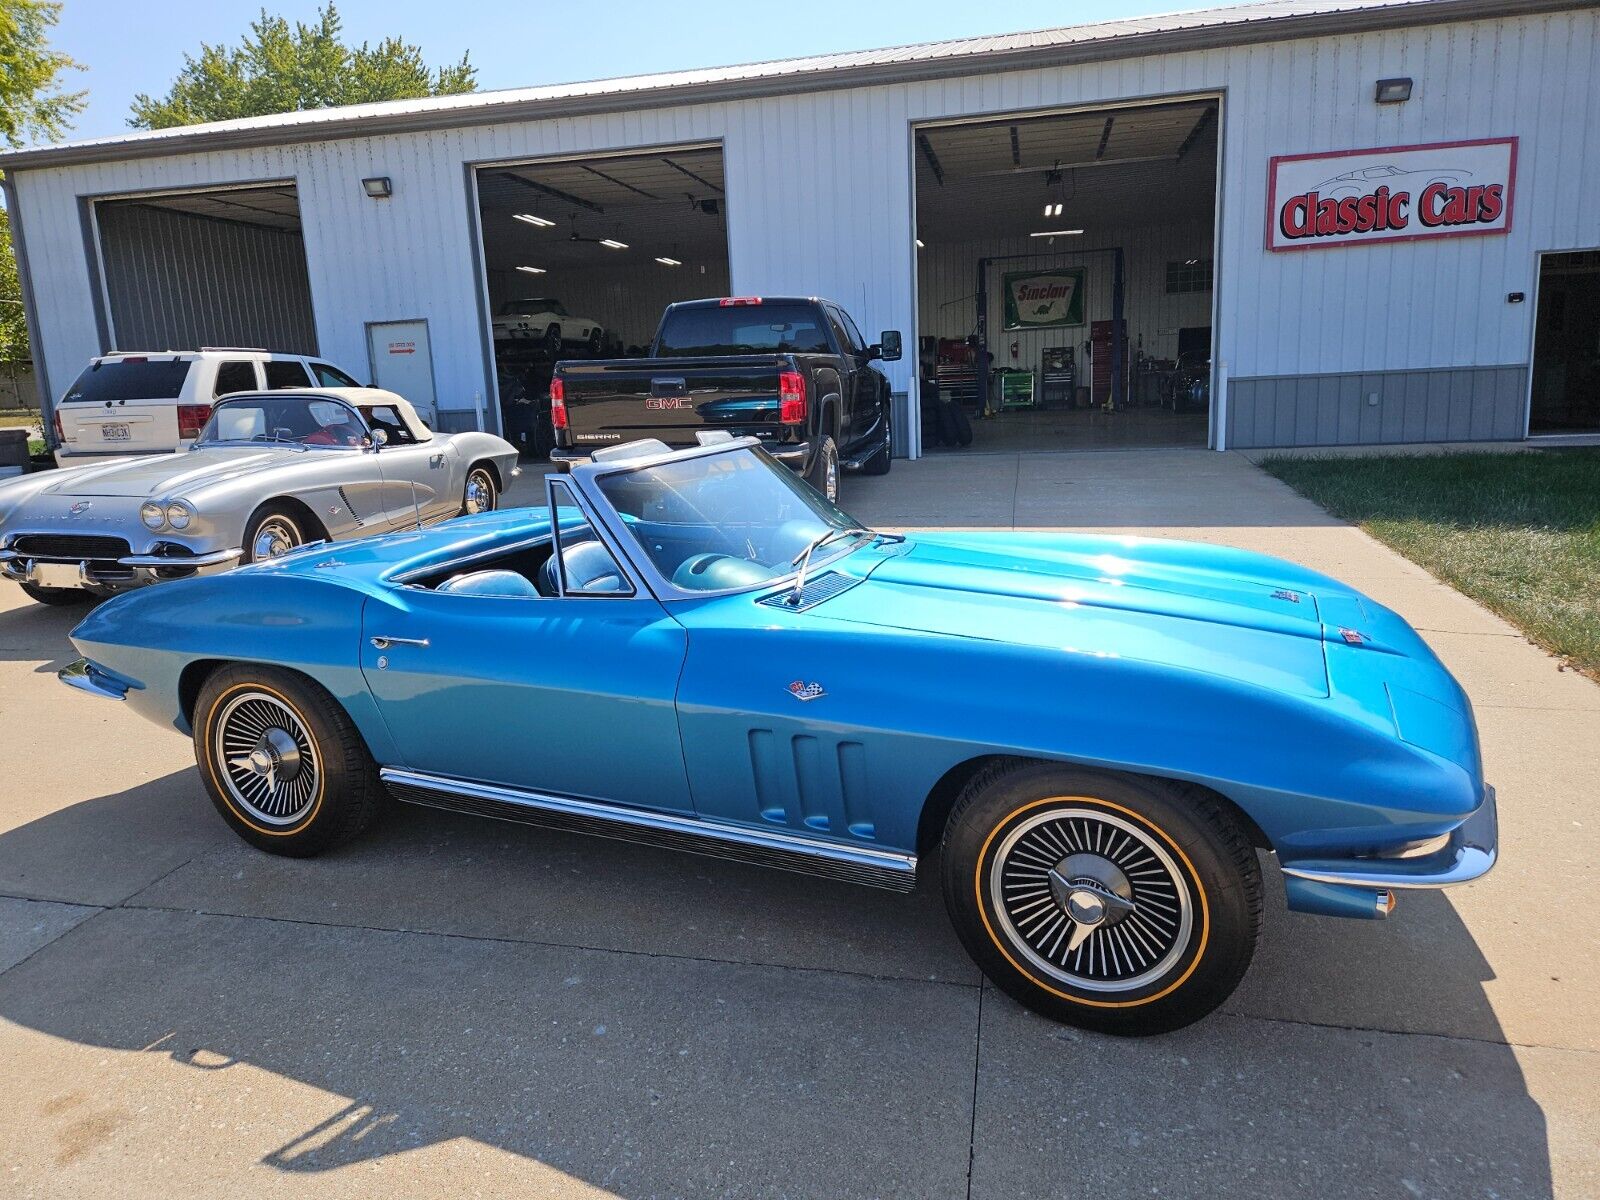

left=215, top=691, right=321, bottom=825
left=989, top=806, right=1195, bottom=993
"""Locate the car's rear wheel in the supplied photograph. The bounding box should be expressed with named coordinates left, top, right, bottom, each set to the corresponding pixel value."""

left=193, top=664, right=385, bottom=856
left=18, top=580, right=94, bottom=606
left=941, top=760, right=1261, bottom=1036
left=805, top=434, right=840, bottom=504
left=545, top=324, right=563, bottom=354
left=462, top=465, right=498, bottom=515
left=587, top=327, right=603, bottom=354
left=243, top=504, right=306, bottom=564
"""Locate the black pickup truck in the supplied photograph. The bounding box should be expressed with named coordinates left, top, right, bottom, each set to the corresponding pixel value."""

left=549, top=297, right=900, bottom=502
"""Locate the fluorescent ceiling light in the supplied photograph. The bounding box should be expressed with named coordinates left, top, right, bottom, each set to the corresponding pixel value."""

left=916, top=238, right=925, bottom=248
left=655, top=256, right=682, bottom=266
left=1043, top=202, right=1063, bottom=217
left=1030, top=229, right=1084, bottom=237
left=513, top=213, right=555, bottom=227
left=600, top=238, right=628, bottom=249
left=516, top=265, right=546, bottom=274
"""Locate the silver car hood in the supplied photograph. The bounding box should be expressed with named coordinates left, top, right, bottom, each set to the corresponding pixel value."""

left=41, top=446, right=319, bottom=498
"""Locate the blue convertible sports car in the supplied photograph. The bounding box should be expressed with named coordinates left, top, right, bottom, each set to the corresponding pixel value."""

left=61, top=436, right=1496, bottom=1035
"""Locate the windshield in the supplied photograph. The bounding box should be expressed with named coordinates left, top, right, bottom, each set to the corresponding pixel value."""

left=595, top=448, right=866, bottom=592
left=656, top=304, right=832, bottom=356
left=500, top=298, right=562, bottom=315
left=196, top=395, right=369, bottom=447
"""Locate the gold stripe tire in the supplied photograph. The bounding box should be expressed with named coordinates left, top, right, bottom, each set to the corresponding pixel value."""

left=193, top=664, right=386, bottom=857
left=941, top=760, right=1262, bottom=1037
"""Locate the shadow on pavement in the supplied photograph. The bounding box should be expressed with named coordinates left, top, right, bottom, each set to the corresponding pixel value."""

left=0, top=768, right=1556, bottom=1196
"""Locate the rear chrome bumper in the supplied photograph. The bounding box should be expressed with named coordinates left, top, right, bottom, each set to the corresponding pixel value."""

left=1281, top=785, right=1499, bottom=891
left=58, top=658, right=131, bottom=701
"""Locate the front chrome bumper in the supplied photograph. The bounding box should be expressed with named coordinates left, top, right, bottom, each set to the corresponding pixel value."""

left=58, top=658, right=131, bottom=701
left=1281, top=785, right=1499, bottom=891
left=0, top=546, right=243, bottom=590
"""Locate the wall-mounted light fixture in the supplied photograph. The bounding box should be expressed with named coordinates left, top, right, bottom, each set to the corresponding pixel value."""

left=916, top=238, right=925, bottom=248
left=516, top=265, right=546, bottom=274
left=361, top=176, right=393, bottom=198
left=1375, top=77, right=1413, bottom=104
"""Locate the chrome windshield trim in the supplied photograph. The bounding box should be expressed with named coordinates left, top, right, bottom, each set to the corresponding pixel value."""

left=381, top=768, right=918, bottom=891
left=1281, top=786, right=1497, bottom=890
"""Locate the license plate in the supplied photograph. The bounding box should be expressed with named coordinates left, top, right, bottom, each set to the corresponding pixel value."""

left=100, top=423, right=131, bottom=441
left=29, top=561, right=81, bottom=589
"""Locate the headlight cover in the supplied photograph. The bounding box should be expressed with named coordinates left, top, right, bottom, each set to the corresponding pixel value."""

left=165, top=499, right=195, bottom=530
left=140, top=501, right=166, bottom=530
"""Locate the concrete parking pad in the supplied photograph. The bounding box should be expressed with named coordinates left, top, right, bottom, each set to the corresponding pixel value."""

left=5, top=446, right=1598, bottom=1195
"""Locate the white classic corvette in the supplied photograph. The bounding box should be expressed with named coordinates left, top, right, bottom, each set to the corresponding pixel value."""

left=491, top=297, right=604, bottom=353
left=0, top=388, right=519, bottom=605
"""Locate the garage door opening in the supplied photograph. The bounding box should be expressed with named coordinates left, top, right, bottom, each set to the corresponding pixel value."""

left=92, top=182, right=317, bottom=355
left=1529, top=250, right=1600, bottom=435
left=473, top=144, right=731, bottom=457
left=912, top=99, right=1219, bottom=454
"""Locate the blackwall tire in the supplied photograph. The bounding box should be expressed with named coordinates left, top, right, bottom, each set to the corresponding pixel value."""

left=545, top=325, right=563, bottom=355
left=193, top=664, right=385, bottom=857
left=941, top=760, right=1261, bottom=1036
left=861, top=407, right=893, bottom=475
left=18, top=581, right=95, bottom=606
left=805, top=435, right=840, bottom=503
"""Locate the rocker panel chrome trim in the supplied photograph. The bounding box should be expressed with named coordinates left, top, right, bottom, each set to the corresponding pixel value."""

left=380, top=768, right=918, bottom=892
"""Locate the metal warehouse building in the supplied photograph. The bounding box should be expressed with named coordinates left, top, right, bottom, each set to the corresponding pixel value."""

left=3, top=0, right=1598, bottom=461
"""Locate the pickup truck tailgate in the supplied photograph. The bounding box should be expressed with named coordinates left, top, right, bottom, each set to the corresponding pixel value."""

left=557, top=355, right=787, bottom=447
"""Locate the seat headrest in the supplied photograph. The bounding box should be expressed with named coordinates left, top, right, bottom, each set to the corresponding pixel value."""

left=551, top=539, right=626, bottom=594
left=437, top=569, right=540, bottom=598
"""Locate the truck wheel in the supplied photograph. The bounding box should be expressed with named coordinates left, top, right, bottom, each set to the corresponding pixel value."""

left=18, top=580, right=94, bottom=606
left=805, top=435, right=840, bottom=504
left=544, top=324, right=563, bottom=355
left=861, top=406, right=893, bottom=475
left=193, top=664, right=386, bottom=857
left=941, top=761, right=1261, bottom=1036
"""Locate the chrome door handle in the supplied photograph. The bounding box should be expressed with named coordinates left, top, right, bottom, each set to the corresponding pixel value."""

left=370, top=635, right=430, bottom=650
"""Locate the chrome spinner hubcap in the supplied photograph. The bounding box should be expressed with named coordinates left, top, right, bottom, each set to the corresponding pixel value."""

left=991, top=807, right=1194, bottom=993
left=252, top=517, right=299, bottom=560
left=216, top=692, right=319, bottom=824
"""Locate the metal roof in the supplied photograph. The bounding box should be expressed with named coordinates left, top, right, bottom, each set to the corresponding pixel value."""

left=0, top=0, right=1586, bottom=171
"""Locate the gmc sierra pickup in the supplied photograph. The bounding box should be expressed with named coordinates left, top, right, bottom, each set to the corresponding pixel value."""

left=549, top=297, right=900, bottom=502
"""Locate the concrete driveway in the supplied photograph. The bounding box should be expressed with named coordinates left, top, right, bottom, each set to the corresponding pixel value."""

left=1, top=448, right=1595, bottom=1197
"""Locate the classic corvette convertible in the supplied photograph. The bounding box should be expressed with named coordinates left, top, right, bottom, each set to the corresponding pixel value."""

left=58, top=436, right=1496, bottom=1035
left=1, top=388, right=518, bottom=604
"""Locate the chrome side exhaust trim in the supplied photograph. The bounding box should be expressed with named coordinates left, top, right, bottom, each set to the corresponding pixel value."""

left=380, top=768, right=918, bottom=892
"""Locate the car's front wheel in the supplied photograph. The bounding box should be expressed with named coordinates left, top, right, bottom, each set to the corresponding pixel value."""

left=941, top=761, right=1261, bottom=1036
left=193, top=664, right=386, bottom=856
left=243, top=504, right=307, bottom=563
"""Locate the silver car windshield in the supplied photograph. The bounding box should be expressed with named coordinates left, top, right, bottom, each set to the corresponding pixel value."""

left=195, top=395, right=369, bottom=448
left=595, top=448, right=870, bottom=593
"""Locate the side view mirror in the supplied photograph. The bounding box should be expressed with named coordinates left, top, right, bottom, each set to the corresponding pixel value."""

left=368, top=427, right=388, bottom=450
left=874, top=330, right=903, bottom=362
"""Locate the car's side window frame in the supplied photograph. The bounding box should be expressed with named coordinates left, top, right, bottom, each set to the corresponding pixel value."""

left=546, top=476, right=640, bottom=600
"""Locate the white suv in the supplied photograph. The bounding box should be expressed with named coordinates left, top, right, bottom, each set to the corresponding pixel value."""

left=52, top=349, right=365, bottom=464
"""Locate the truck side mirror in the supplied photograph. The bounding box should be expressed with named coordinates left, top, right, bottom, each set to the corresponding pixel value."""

left=875, top=330, right=903, bottom=362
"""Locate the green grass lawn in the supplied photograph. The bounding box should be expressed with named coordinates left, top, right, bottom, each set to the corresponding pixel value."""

left=1264, top=449, right=1600, bottom=678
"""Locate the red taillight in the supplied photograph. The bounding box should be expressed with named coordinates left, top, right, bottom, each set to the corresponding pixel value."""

left=719, top=297, right=763, bottom=306
left=778, top=370, right=806, bottom=425
left=52, top=409, right=65, bottom=442
left=549, top=377, right=568, bottom=430
left=177, top=403, right=211, bottom=440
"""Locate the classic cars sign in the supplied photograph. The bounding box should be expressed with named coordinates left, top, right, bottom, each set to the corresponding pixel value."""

left=1002, top=269, right=1085, bottom=330
left=1266, top=137, right=1517, bottom=251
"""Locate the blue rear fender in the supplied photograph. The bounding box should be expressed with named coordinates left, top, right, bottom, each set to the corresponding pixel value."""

left=68, top=572, right=398, bottom=763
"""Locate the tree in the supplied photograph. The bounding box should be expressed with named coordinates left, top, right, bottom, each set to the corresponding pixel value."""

left=0, top=0, right=83, bottom=148
left=129, top=5, right=476, bottom=130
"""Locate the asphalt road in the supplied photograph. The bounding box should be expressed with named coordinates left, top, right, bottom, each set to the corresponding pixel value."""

left=0, top=448, right=1595, bottom=1197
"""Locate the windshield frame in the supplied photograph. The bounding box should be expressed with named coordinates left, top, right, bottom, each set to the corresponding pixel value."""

left=193, top=392, right=374, bottom=450
left=574, top=442, right=874, bottom=601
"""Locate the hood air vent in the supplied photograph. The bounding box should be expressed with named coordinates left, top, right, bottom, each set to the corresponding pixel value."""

left=758, top=571, right=859, bottom=612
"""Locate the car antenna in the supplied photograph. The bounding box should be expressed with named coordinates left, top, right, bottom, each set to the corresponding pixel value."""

left=411, top=483, right=424, bottom=530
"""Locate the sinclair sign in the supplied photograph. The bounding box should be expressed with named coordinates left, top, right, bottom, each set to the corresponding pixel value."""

left=1266, top=137, right=1516, bottom=251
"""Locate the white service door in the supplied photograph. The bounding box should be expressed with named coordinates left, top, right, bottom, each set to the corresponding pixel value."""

left=367, top=321, right=438, bottom=426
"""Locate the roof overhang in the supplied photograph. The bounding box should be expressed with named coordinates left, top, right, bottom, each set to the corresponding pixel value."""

left=0, top=0, right=1589, bottom=172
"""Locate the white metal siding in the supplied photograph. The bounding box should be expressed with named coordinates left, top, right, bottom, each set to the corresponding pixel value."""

left=11, top=8, right=1600, bottom=443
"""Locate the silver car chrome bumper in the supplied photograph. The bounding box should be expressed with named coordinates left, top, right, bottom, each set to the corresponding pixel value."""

left=1280, top=785, right=1498, bottom=890
left=1, top=547, right=242, bottom=588
left=58, top=658, right=131, bottom=701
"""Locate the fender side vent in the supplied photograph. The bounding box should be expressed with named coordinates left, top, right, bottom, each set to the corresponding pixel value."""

left=757, top=571, right=858, bottom=612
left=338, top=487, right=361, bottom=521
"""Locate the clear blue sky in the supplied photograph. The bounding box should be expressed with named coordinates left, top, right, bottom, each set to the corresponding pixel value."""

left=54, top=0, right=1193, bottom=143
